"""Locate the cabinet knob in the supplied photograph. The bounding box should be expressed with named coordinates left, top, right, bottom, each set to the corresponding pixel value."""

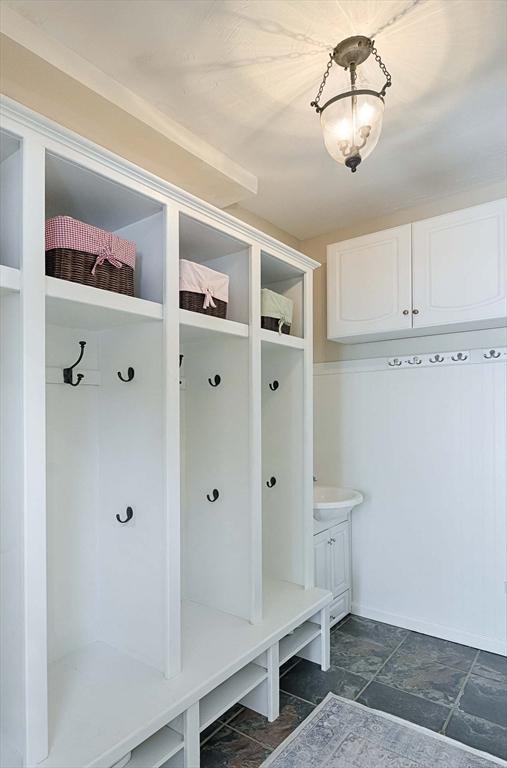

left=328, top=539, right=333, bottom=545
left=402, top=309, right=409, bottom=315
left=412, top=309, right=419, bottom=315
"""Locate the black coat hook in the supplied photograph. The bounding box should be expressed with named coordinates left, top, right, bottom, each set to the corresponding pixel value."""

left=117, top=367, right=135, bottom=383
left=269, top=380, right=279, bottom=391
left=451, top=352, right=468, bottom=362
left=116, top=506, right=133, bottom=524
left=484, top=349, right=500, bottom=359
left=208, top=374, right=221, bottom=387
left=266, top=476, right=277, bottom=488
left=63, top=341, right=86, bottom=386
left=206, top=488, right=219, bottom=502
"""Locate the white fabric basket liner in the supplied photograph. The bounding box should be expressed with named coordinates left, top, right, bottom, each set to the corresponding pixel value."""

left=180, top=259, right=229, bottom=307
left=261, top=288, right=293, bottom=324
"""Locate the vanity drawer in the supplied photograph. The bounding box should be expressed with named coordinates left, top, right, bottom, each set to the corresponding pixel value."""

left=329, top=591, right=350, bottom=627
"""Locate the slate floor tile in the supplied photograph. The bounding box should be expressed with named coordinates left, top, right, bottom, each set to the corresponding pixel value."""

left=472, top=651, right=507, bottom=684
left=446, top=709, right=507, bottom=761
left=459, top=673, right=507, bottom=728
left=280, top=658, right=367, bottom=705
left=279, top=656, right=301, bottom=678
left=338, top=615, right=408, bottom=650
left=200, top=725, right=271, bottom=768
left=400, top=631, right=477, bottom=672
left=330, top=630, right=393, bottom=676
left=357, top=679, right=451, bottom=732
left=227, top=692, right=314, bottom=749
left=376, top=651, right=466, bottom=706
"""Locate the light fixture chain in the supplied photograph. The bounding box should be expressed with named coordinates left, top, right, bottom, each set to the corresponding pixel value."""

left=310, top=53, right=334, bottom=111
left=371, top=40, right=392, bottom=95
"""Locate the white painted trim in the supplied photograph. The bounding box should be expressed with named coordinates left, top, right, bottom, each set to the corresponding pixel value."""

left=165, top=203, right=182, bottom=677
left=21, top=135, right=48, bottom=765
left=0, top=97, right=317, bottom=273
left=314, top=346, right=507, bottom=376
left=303, top=270, right=314, bottom=589
left=262, top=692, right=507, bottom=767
left=249, top=244, right=263, bottom=624
left=352, top=603, right=507, bottom=657
left=0, top=5, right=257, bottom=197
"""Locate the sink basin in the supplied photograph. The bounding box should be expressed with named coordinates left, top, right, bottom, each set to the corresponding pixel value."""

left=313, top=486, right=363, bottom=522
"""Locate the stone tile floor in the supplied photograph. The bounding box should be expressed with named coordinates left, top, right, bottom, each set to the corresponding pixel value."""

left=200, top=615, right=507, bottom=767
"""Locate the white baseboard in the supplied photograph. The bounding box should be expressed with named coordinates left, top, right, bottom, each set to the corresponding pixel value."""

left=351, top=602, right=507, bottom=656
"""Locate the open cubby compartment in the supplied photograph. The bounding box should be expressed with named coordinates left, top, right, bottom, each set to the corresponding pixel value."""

left=199, top=656, right=268, bottom=732
left=179, top=213, right=250, bottom=325
left=0, top=291, right=23, bottom=768
left=261, top=251, right=304, bottom=338
left=180, top=331, right=253, bottom=621
left=279, top=621, right=321, bottom=667
left=262, top=343, right=305, bottom=586
left=45, top=151, right=165, bottom=302
left=124, top=716, right=184, bottom=768
left=0, top=129, right=22, bottom=270
left=45, top=316, right=169, bottom=736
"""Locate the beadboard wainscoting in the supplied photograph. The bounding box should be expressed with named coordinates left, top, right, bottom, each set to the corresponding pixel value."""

left=314, top=347, right=507, bottom=655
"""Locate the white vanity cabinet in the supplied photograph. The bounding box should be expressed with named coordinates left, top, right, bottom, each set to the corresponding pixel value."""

left=314, top=520, right=351, bottom=627
left=327, top=199, right=507, bottom=343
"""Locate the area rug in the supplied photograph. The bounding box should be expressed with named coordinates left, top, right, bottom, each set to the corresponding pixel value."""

left=261, top=693, right=507, bottom=767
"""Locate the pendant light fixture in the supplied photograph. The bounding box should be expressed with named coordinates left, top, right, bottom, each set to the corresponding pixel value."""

left=311, top=36, right=391, bottom=172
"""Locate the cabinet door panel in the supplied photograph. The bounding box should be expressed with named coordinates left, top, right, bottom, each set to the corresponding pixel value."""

left=327, top=225, right=412, bottom=339
left=412, top=199, right=507, bottom=326
left=314, top=531, right=330, bottom=591
left=329, top=522, right=350, bottom=597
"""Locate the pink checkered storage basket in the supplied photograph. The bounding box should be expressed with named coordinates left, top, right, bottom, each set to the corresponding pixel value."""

left=45, top=216, right=136, bottom=296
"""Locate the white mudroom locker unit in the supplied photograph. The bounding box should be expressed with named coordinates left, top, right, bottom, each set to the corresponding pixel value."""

left=0, top=98, right=331, bottom=768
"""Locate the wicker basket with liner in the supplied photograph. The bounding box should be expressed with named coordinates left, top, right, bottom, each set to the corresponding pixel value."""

left=45, top=216, right=136, bottom=296
left=179, top=259, right=229, bottom=319
left=261, top=288, right=293, bottom=335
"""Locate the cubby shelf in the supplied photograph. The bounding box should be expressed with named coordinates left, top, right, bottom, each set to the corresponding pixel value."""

left=0, top=265, right=20, bottom=295
left=179, top=308, right=249, bottom=341
left=45, top=276, right=163, bottom=329
left=127, top=726, right=183, bottom=768
left=199, top=664, right=267, bottom=732
left=260, top=328, right=305, bottom=350
left=279, top=621, right=321, bottom=666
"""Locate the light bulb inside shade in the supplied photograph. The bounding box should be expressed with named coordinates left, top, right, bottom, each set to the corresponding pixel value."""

left=320, top=92, right=384, bottom=168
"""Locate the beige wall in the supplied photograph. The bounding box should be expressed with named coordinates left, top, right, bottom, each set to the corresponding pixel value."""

left=301, top=182, right=507, bottom=362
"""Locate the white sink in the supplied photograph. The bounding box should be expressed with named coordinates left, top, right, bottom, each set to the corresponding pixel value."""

left=313, top=486, right=363, bottom=522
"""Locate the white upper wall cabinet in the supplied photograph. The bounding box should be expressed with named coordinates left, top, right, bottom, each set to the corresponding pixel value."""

left=412, top=200, right=507, bottom=327
left=327, top=225, right=412, bottom=340
left=327, top=199, right=507, bottom=343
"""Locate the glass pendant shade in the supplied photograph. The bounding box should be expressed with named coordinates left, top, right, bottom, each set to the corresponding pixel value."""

left=320, top=91, right=384, bottom=171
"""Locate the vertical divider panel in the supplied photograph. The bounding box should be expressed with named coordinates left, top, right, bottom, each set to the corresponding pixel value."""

left=303, top=269, right=314, bottom=590
left=165, top=202, right=182, bottom=676
left=249, top=244, right=263, bottom=623
left=21, top=134, right=48, bottom=764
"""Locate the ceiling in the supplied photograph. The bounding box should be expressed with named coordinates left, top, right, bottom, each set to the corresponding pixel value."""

left=4, top=0, right=507, bottom=240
